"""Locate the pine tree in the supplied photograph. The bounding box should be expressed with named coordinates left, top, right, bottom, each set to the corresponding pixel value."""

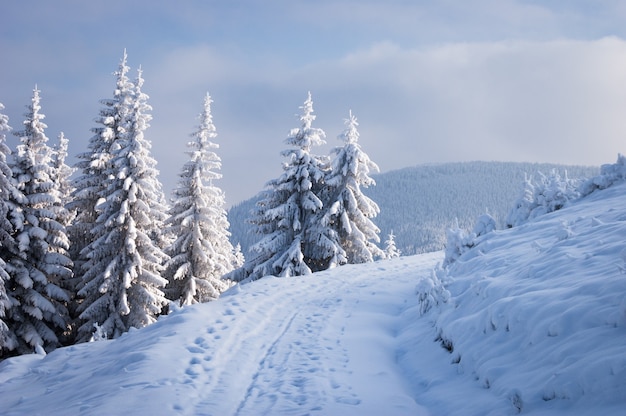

left=229, top=92, right=329, bottom=281
left=164, top=93, right=236, bottom=306
left=68, top=50, right=134, bottom=282
left=76, top=66, right=168, bottom=341
left=6, top=87, right=72, bottom=354
left=50, top=132, right=79, bottom=342
left=51, top=132, right=75, bottom=225
left=384, top=231, right=401, bottom=259
left=0, top=103, right=21, bottom=357
left=323, top=111, right=383, bottom=264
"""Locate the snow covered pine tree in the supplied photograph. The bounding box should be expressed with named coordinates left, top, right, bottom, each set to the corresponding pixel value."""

left=68, top=50, right=135, bottom=286
left=76, top=57, right=169, bottom=342
left=0, top=102, right=22, bottom=357
left=228, top=92, right=330, bottom=281
left=322, top=111, right=384, bottom=264
left=164, top=93, right=237, bottom=306
left=384, top=231, right=401, bottom=259
left=5, top=88, right=72, bottom=355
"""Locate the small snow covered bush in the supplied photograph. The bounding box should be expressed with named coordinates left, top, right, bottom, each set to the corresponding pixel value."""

left=505, top=169, right=581, bottom=228
left=580, top=153, right=626, bottom=195
left=443, top=214, right=496, bottom=267
left=416, top=266, right=451, bottom=315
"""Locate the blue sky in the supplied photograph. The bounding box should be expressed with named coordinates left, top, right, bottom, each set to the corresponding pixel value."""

left=3, top=1, right=626, bottom=205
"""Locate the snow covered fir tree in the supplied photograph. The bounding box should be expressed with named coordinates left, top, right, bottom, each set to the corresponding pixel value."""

left=74, top=56, right=169, bottom=342
left=228, top=93, right=335, bottom=281
left=2, top=88, right=72, bottom=356
left=68, top=51, right=135, bottom=290
left=0, top=102, right=20, bottom=357
left=163, top=93, right=239, bottom=306
left=227, top=95, right=385, bottom=282
left=321, top=110, right=384, bottom=264
left=384, top=231, right=401, bottom=259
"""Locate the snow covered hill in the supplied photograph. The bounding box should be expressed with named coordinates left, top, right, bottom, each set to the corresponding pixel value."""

left=228, top=161, right=598, bottom=256
left=0, top=179, right=625, bottom=415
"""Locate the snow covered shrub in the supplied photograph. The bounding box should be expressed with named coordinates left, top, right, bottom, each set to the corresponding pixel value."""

left=416, top=267, right=450, bottom=316
left=472, top=213, right=496, bottom=238
left=505, top=170, right=581, bottom=228
left=443, top=225, right=471, bottom=267
left=443, top=214, right=496, bottom=267
left=580, top=153, right=626, bottom=195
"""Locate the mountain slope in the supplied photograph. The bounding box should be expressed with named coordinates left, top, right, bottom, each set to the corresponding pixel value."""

left=228, top=161, right=598, bottom=256
left=0, top=179, right=624, bottom=415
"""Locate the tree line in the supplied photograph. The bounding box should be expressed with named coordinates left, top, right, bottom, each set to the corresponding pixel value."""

left=0, top=52, right=389, bottom=359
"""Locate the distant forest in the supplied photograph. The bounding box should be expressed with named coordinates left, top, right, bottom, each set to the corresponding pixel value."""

left=228, top=161, right=599, bottom=256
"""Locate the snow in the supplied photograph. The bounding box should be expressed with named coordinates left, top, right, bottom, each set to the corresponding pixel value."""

left=1, top=181, right=626, bottom=415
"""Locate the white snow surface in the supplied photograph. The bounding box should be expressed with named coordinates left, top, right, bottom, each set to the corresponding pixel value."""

left=1, top=182, right=626, bottom=415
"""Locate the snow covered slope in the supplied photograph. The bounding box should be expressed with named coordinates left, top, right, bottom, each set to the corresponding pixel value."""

left=0, top=180, right=625, bottom=415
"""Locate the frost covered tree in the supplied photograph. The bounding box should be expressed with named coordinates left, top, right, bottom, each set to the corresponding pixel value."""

left=384, top=231, right=401, bottom=259
left=68, top=51, right=135, bottom=282
left=0, top=103, right=22, bottom=356
left=443, top=213, right=496, bottom=267
left=76, top=66, right=169, bottom=342
left=505, top=170, right=580, bottom=228
left=51, top=132, right=75, bottom=225
left=229, top=92, right=329, bottom=281
left=5, top=88, right=72, bottom=354
left=322, top=111, right=383, bottom=264
left=164, top=94, right=236, bottom=306
left=50, top=132, right=79, bottom=341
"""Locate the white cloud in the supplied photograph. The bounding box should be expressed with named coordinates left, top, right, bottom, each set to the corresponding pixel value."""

left=5, top=1, right=626, bottom=205
left=131, top=37, right=626, bottom=205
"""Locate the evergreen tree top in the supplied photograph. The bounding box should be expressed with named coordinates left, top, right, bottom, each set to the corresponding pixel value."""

left=339, top=110, right=359, bottom=145
left=285, top=92, right=326, bottom=152
left=197, top=93, right=217, bottom=141
left=0, top=103, right=10, bottom=135
left=15, top=86, right=48, bottom=146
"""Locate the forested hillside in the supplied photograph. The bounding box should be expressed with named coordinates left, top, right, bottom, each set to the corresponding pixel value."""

left=228, top=161, right=598, bottom=256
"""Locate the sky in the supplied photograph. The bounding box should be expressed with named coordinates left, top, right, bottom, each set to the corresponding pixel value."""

left=3, top=0, right=626, bottom=205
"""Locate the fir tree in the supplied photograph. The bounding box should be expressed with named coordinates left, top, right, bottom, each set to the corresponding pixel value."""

left=164, top=93, right=236, bottom=306
left=5, top=88, right=72, bottom=354
left=384, top=231, right=401, bottom=259
left=0, top=103, right=21, bottom=357
left=75, top=66, right=168, bottom=342
left=51, top=132, right=75, bottom=225
left=323, top=111, right=383, bottom=264
left=68, top=50, right=134, bottom=283
left=229, top=92, right=329, bottom=281
left=50, top=132, right=79, bottom=342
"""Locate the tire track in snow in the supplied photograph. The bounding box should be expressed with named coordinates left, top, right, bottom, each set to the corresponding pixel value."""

left=232, top=280, right=359, bottom=415
left=183, top=275, right=351, bottom=415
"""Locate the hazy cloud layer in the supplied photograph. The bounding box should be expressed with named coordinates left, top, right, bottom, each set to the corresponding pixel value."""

left=2, top=1, right=626, bottom=205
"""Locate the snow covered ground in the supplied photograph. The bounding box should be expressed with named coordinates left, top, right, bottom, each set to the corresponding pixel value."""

left=1, top=182, right=625, bottom=415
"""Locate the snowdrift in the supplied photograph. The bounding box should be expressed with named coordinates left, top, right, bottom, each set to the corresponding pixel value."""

left=0, top=181, right=625, bottom=415
left=435, top=180, right=626, bottom=414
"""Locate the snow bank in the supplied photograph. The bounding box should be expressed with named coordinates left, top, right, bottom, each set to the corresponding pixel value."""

left=436, top=181, right=626, bottom=414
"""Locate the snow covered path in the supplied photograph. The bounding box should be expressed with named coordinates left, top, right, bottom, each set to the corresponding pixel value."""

left=0, top=252, right=509, bottom=416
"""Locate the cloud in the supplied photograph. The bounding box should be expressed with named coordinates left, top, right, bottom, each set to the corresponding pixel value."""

left=128, top=37, right=626, bottom=206
left=4, top=0, right=626, bottom=206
